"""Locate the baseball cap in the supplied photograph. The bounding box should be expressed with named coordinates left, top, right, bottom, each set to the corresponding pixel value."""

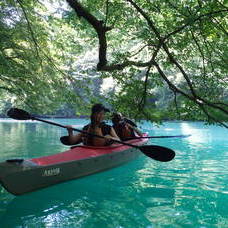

left=91, top=103, right=110, bottom=113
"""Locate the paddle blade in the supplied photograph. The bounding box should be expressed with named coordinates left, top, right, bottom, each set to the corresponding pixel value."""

left=60, top=136, right=82, bottom=146
left=7, top=108, right=32, bottom=120
left=140, top=145, right=175, bottom=162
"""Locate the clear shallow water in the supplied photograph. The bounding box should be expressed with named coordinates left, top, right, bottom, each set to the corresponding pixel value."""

left=0, top=119, right=227, bottom=228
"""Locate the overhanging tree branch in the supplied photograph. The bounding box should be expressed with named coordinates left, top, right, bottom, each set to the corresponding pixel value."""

left=16, top=0, right=41, bottom=62
left=65, top=0, right=227, bottom=125
left=66, top=0, right=111, bottom=69
left=66, top=0, right=160, bottom=70
left=164, top=9, right=228, bottom=40
left=154, top=62, right=228, bottom=128
left=126, top=0, right=228, bottom=117
left=138, top=63, right=153, bottom=111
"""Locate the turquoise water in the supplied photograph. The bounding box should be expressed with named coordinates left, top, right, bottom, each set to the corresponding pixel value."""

left=0, top=119, right=227, bottom=228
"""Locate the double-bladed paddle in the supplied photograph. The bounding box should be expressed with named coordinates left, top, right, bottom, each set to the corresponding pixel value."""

left=7, top=108, right=176, bottom=162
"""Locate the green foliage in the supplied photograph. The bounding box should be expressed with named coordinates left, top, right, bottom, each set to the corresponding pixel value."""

left=0, top=0, right=94, bottom=115
left=0, top=0, right=227, bottom=125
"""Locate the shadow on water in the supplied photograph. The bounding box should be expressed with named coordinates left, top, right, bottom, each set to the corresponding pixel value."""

left=0, top=158, right=176, bottom=228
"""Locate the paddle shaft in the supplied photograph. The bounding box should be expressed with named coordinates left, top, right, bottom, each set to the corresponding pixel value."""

left=127, top=135, right=191, bottom=139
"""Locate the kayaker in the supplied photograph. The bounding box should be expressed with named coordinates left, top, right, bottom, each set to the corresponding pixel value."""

left=66, top=104, right=120, bottom=146
left=112, top=112, right=143, bottom=141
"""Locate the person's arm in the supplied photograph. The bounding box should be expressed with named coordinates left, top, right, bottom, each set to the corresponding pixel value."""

left=126, top=123, right=143, bottom=136
left=105, top=127, right=120, bottom=141
left=66, top=125, right=83, bottom=144
left=132, top=127, right=143, bottom=136
left=124, top=118, right=137, bottom=127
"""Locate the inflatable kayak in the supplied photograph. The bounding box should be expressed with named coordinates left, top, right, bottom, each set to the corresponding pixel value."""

left=0, top=136, right=148, bottom=195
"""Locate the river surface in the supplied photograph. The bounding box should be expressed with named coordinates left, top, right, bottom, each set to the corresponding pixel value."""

left=0, top=119, right=227, bottom=228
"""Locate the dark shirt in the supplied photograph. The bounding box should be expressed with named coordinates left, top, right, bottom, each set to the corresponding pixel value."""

left=82, top=122, right=112, bottom=146
left=112, top=120, right=135, bottom=141
left=123, top=118, right=137, bottom=127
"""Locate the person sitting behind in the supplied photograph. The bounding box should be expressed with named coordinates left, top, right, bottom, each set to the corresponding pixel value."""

left=66, top=104, right=120, bottom=146
left=112, top=112, right=143, bottom=141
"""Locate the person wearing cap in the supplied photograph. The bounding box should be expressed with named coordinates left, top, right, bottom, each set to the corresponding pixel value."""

left=112, top=112, right=143, bottom=141
left=66, top=104, right=120, bottom=146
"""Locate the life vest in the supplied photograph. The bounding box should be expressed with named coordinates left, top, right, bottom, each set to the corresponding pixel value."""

left=82, top=122, right=112, bottom=146
left=113, top=120, right=135, bottom=141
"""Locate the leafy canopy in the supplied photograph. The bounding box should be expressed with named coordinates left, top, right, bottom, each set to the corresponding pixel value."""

left=0, top=0, right=227, bottom=127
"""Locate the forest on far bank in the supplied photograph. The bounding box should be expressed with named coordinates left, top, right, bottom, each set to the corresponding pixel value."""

left=0, top=0, right=227, bottom=127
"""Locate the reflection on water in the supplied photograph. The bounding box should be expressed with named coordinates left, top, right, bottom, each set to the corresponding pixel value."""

left=0, top=120, right=228, bottom=227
